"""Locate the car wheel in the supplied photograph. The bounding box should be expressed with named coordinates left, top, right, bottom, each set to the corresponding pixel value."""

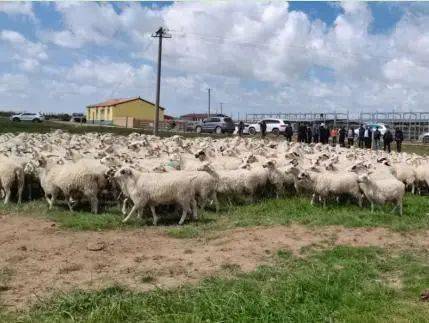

left=249, top=127, right=256, bottom=135
left=215, top=126, right=222, bottom=134
left=12, top=117, right=20, bottom=122
left=32, top=118, right=40, bottom=123
left=272, top=128, right=280, bottom=136
left=196, top=126, right=202, bottom=134
left=423, top=136, right=429, bottom=144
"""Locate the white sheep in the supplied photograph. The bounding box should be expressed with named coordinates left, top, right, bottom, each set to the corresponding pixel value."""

left=357, top=172, right=405, bottom=215
left=0, top=157, right=25, bottom=204
left=115, top=168, right=198, bottom=225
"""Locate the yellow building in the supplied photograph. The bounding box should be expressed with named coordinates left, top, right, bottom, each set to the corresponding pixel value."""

left=86, top=97, right=165, bottom=125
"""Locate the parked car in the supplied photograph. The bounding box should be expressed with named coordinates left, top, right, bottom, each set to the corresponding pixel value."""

left=354, top=123, right=388, bottom=136
left=71, top=113, right=86, bottom=123
left=10, top=113, right=44, bottom=122
left=247, top=119, right=288, bottom=136
left=195, top=116, right=235, bottom=134
left=418, top=132, right=429, bottom=143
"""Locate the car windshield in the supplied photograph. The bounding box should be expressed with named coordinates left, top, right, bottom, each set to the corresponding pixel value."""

left=223, top=118, right=232, bottom=122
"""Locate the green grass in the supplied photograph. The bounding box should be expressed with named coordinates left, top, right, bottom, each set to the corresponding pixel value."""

left=168, top=193, right=429, bottom=238
left=401, top=143, right=429, bottom=156
left=6, top=246, right=428, bottom=322
left=1, top=193, right=428, bottom=234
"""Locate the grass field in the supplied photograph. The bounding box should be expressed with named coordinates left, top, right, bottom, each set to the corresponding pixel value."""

left=3, top=246, right=428, bottom=322
left=1, top=193, right=427, bottom=234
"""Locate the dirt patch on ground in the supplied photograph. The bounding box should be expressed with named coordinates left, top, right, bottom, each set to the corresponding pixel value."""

left=1, top=214, right=428, bottom=310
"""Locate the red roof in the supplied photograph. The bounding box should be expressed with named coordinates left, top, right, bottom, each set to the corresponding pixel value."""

left=87, top=97, right=164, bottom=110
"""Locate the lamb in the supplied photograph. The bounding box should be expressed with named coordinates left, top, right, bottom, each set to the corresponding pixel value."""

left=115, top=168, right=198, bottom=225
left=0, top=157, right=25, bottom=204
left=357, top=172, right=405, bottom=215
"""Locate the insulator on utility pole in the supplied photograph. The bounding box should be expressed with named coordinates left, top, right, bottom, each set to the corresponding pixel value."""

left=152, top=27, right=171, bottom=136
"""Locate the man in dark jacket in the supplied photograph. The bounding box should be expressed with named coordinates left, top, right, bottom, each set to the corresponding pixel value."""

left=312, top=124, right=319, bottom=143
left=319, top=124, right=329, bottom=144
left=306, top=126, right=312, bottom=144
left=373, top=126, right=381, bottom=150
left=383, top=129, right=393, bottom=153
left=358, top=124, right=365, bottom=148
left=338, top=126, right=346, bottom=147
left=285, top=124, right=293, bottom=142
left=259, top=120, right=267, bottom=138
left=238, top=121, right=245, bottom=137
left=395, top=128, right=404, bottom=152
left=297, top=123, right=306, bottom=143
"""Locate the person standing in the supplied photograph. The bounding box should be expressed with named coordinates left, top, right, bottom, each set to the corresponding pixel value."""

left=339, top=126, right=346, bottom=147
left=238, top=121, right=245, bottom=137
left=312, top=123, right=319, bottom=143
left=364, top=126, right=372, bottom=149
left=285, top=124, right=293, bottom=142
left=319, top=123, right=329, bottom=144
left=395, top=128, right=404, bottom=152
left=306, top=126, right=312, bottom=144
left=358, top=124, right=365, bottom=148
left=259, top=120, right=267, bottom=139
left=347, top=127, right=355, bottom=148
left=373, top=126, right=381, bottom=150
left=383, top=129, right=393, bottom=153
left=330, top=127, right=338, bottom=146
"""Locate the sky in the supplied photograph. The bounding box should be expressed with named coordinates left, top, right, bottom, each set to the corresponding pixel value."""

left=0, top=1, right=428, bottom=117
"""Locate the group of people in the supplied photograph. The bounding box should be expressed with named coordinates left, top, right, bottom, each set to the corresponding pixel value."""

left=236, top=121, right=404, bottom=153
left=296, top=123, right=404, bottom=153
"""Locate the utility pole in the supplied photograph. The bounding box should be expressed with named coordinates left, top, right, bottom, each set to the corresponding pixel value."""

left=219, top=102, right=223, bottom=115
left=208, top=88, right=211, bottom=118
left=152, top=27, right=171, bottom=136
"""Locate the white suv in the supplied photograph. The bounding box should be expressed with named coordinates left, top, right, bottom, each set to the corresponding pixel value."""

left=247, top=119, right=288, bottom=136
left=10, top=113, right=44, bottom=122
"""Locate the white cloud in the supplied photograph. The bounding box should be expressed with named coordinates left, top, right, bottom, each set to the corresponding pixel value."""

left=0, top=2, right=34, bottom=18
left=0, top=30, right=47, bottom=71
left=0, top=73, right=29, bottom=95
left=2, top=1, right=429, bottom=114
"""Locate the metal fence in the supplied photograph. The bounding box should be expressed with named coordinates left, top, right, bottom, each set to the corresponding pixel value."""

left=244, top=112, right=429, bottom=140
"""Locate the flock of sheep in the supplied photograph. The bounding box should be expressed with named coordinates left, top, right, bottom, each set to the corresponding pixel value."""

left=0, top=130, right=428, bottom=224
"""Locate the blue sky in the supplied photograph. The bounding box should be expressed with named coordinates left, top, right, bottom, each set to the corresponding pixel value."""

left=0, top=1, right=428, bottom=116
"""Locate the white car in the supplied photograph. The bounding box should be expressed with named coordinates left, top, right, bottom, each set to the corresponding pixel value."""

left=354, top=123, right=388, bottom=136
left=247, top=119, right=288, bottom=136
left=10, top=113, right=44, bottom=122
left=419, top=132, right=429, bottom=143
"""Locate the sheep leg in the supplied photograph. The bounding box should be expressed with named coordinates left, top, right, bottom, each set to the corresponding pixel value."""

left=178, top=208, right=188, bottom=225
left=211, top=192, right=220, bottom=212
left=191, top=198, right=198, bottom=220
left=49, top=193, right=57, bottom=210
left=89, top=196, right=99, bottom=214
left=411, top=183, right=415, bottom=195
left=17, top=183, right=24, bottom=204
left=311, top=194, right=317, bottom=205
left=123, top=204, right=138, bottom=223
left=149, top=206, right=159, bottom=226
left=4, top=188, right=11, bottom=205
left=399, top=201, right=403, bottom=216
left=121, top=198, right=128, bottom=216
